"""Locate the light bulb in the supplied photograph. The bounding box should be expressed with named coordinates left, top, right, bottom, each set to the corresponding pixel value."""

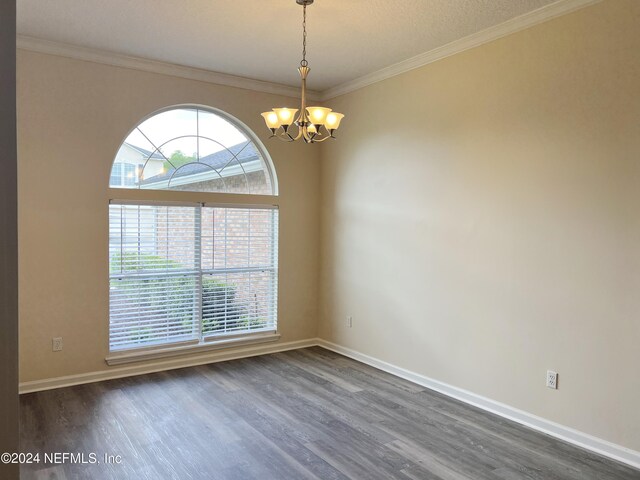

left=306, top=107, right=332, bottom=126
left=307, top=124, right=317, bottom=134
left=261, top=111, right=281, bottom=129
left=325, top=112, right=345, bottom=130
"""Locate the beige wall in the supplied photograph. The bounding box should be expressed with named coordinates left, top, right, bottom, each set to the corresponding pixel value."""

left=17, top=50, right=321, bottom=382
left=320, top=0, right=640, bottom=451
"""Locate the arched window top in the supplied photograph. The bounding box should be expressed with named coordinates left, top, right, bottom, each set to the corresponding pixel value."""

left=110, top=106, right=277, bottom=195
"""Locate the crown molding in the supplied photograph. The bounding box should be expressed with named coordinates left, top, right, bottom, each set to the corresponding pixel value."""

left=321, top=0, right=603, bottom=100
left=16, top=35, right=322, bottom=101
left=16, top=0, right=601, bottom=103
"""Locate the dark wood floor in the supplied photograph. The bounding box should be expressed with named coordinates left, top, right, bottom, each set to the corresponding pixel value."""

left=20, top=347, right=639, bottom=480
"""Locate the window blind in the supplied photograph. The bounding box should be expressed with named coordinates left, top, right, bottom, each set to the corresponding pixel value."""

left=109, top=203, right=278, bottom=351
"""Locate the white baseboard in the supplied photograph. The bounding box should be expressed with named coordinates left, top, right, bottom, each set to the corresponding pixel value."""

left=317, top=339, right=640, bottom=471
left=18, top=338, right=317, bottom=394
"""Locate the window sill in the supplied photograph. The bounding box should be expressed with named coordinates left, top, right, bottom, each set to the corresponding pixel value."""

left=105, top=331, right=280, bottom=366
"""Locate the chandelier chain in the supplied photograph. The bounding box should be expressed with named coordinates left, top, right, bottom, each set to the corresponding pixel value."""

left=301, top=4, right=308, bottom=67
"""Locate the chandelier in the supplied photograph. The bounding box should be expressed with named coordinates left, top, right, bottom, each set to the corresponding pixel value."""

left=261, top=0, right=344, bottom=143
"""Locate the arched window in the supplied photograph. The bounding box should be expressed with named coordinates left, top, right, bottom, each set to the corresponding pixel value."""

left=107, top=106, right=279, bottom=359
left=109, top=107, right=277, bottom=195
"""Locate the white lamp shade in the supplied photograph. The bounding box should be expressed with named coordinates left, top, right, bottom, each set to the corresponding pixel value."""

left=273, top=108, right=299, bottom=126
left=261, top=111, right=281, bottom=129
left=325, top=112, right=345, bottom=130
left=306, top=107, right=332, bottom=126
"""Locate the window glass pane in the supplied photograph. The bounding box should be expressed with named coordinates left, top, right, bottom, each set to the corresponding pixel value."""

left=123, top=128, right=159, bottom=154
left=136, top=108, right=198, bottom=149
left=109, top=204, right=278, bottom=351
left=202, top=270, right=277, bottom=336
left=109, top=204, right=201, bottom=350
left=109, top=107, right=275, bottom=195
left=198, top=110, right=247, bottom=149
left=110, top=275, right=198, bottom=349
left=197, top=137, right=228, bottom=160
left=167, top=163, right=223, bottom=193
left=111, top=128, right=166, bottom=189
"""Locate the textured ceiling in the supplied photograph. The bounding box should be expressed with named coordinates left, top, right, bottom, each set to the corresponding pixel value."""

left=17, top=0, right=558, bottom=91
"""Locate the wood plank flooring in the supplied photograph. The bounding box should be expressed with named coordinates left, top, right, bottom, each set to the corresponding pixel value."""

left=20, top=347, right=640, bottom=480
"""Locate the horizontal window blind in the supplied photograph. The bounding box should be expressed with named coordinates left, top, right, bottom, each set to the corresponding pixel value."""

left=109, top=203, right=278, bottom=351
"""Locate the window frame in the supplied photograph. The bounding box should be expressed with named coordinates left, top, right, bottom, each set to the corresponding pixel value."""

left=106, top=105, right=280, bottom=365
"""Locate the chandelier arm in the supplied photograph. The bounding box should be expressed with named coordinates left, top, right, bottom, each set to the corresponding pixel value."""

left=309, top=134, right=334, bottom=143
left=274, top=135, right=295, bottom=143
left=306, top=127, right=334, bottom=143
left=274, top=126, right=303, bottom=142
left=289, top=127, right=304, bottom=141
left=313, top=124, right=336, bottom=141
left=273, top=133, right=295, bottom=143
left=320, top=124, right=336, bottom=139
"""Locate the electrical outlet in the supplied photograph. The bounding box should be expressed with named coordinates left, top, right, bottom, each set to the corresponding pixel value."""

left=346, top=316, right=353, bottom=328
left=52, top=337, right=63, bottom=352
left=546, top=370, right=558, bottom=389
